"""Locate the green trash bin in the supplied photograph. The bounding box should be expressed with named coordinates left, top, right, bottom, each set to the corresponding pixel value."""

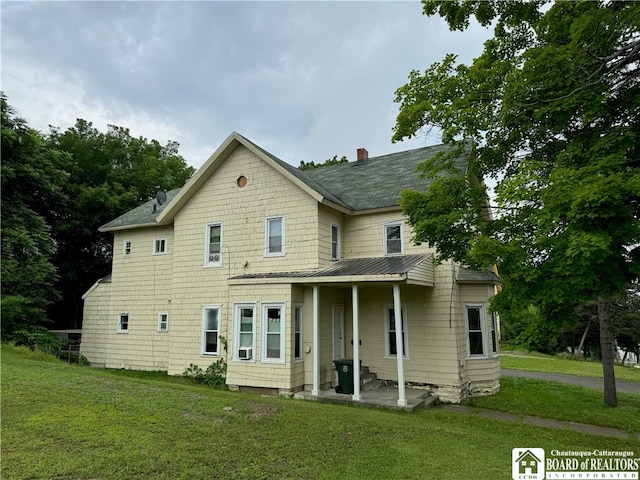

left=334, top=359, right=357, bottom=395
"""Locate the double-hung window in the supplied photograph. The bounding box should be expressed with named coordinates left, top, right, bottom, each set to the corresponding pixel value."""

left=205, top=223, right=222, bottom=267
left=265, top=216, right=284, bottom=256
left=262, top=303, right=285, bottom=363
left=386, top=306, right=408, bottom=357
left=233, top=304, right=255, bottom=361
left=154, top=238, right=167, bottom=255
left=466, top=305, right=486, bottom=357
left=117, top=313, right=129, bottom=333
left=202, top=306, right=221, bottom=355
left=157, top=312, right=169, bottom=332
left=384, top=222, right=403, bottom=255
left=331, top=224, right=340, bottom=260
left=123, top=240, right=132, bottom=256
left=489, top=312, right=499, bottom=355
left=293, top=305, right=303, bottom=360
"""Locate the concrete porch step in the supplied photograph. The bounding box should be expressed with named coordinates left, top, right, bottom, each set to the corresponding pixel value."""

left=361, top=378, right=386, bottom=391
left=305, top=386, right=438, bottom=412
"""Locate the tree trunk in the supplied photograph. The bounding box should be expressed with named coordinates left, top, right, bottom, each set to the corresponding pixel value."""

left=598, top=296, right=617, bottom=407
left=621, top=350, right=628, bottom=366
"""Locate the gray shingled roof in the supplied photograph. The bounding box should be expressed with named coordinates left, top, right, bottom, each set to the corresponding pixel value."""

left=99, top=189, right=182, bottom=232
left=236, top=134, right=351, bottom=209
left=304, top=143, right=469, bottom=211
left=99, top=136, right=470, bottom=231
left=229, top=255, right=430, bottom=280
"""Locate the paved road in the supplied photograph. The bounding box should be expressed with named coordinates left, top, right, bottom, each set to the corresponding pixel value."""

left=501, top=368, right=640, bottom=394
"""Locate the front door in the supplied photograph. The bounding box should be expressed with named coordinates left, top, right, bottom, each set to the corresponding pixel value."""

left=332, top=304, right=344, bottom=360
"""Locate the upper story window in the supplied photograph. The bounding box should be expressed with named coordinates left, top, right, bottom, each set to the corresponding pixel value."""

left=154, top=238, right=167, bottom=255
left=205, top=223, right=222, bottom=267
left=157, top=312, right=169, bottom=332
left=117, top=313, right=129, bottom=333
left=384, top=221, right=403, bottom=255
left=265, top=216, right=285, bottom=257
left=123, top=240, right=132, bottom=257
left=331, top=224, right=340, bottom=261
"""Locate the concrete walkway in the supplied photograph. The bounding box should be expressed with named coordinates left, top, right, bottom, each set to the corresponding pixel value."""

left=501, top=368, right=640, bottom=394
left=435, top=404, right=640, bottom=441
left=432, top=369, right=640, bottom=441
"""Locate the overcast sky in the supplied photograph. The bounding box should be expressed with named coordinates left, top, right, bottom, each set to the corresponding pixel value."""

left=2, top=1, right=491, bottom=169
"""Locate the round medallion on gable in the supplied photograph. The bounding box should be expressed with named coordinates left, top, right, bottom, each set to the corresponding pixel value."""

left=236, top=176, right=248, bottom=188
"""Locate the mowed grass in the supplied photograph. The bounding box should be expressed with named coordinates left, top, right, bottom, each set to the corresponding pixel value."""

left=501, top=350, right=640, bottom=383
left=2, top=347, right=639, bottom=480
left=469, top=377, right=640, bottom=432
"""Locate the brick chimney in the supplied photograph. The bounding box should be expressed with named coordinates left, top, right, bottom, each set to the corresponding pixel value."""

left=357, top=148, right=368, bottom=162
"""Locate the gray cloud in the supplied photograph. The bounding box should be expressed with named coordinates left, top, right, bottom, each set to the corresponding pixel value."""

left=2, top=1, right=491, bottom=168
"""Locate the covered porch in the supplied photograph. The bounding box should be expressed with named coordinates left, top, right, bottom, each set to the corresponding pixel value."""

left=302, top=384, right=438, bottom=412
left=230, top=254, right=435, bottom=408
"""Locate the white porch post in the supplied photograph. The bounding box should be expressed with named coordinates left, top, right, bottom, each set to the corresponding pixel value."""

left=312, top=286, right=320, bottom=396
left=352, top=284, right=361, bottom=401
left=393, top=284, right=407, bottom=407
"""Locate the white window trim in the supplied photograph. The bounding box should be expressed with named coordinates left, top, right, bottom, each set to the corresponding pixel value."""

left=123, top=240, right=132, bottom=257
left=157, top=312, right=169, bottom=332
left=465, top=304, right=487, bottom=358
left=331, top=223, right=341, bottom=261
left=384, top=305, right=409, bottom=358
left=383, top=221, right=404, bottom=256
left=153, top=238, right=167, bottom=255
left=232, top=303, right=256, bottom=362
left=117, top=313, right=129, bottom=333
left=293, top=304, right=303, bottom=361
left=265, top=216, right=285, bottom=257
left=261, top=302, right=285, bottom=364
left=204, top=222, right=223, bottom=267
left=202, top=305, right=222, bottom=356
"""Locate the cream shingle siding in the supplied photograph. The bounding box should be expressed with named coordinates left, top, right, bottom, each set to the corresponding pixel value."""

left=81, top=226, right=173, bottom=370
left=82, top=139, right=499, bottom=402
left=166, top=146, right=320, bottom=384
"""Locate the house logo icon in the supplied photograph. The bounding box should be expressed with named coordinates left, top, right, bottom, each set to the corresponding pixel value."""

left=512, top=448, right=545, bottom=480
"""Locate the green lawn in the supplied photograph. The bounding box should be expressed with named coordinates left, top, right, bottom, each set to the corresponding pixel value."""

left=501, top=350, right=640, bottom=383
left=469, top=377, right=640, bottom=432
left=2, top=346, right=639, bottom=480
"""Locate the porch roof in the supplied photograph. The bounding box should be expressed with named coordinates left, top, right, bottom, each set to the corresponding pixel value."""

left=456, top=267, right=501, bottom=285
left=228, top=254, right=434, bottom=286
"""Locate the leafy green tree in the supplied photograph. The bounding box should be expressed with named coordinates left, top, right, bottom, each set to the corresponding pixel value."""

left=299, top=155, right=348, bottom=170
left=1, top=94, right=67, bottom=339
left=393, top=1, right=640, bottom=406
left=612, top=282, right=640, bottom=364
left=45, top=121, right=195, bottom=328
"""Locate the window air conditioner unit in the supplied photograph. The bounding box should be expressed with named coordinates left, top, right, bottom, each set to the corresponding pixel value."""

left=238, top=347, right=253, bottom=360
left=209, top=254, right=220, bottom=262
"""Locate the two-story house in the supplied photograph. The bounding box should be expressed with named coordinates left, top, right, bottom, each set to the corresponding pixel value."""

left=81, top=132, right=500, bottom=405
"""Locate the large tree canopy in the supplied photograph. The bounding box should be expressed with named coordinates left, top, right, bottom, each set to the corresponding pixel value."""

left=393, top=1, right=639, bottom=406
left=45, top=120, right=195, bottom=329
left=1, top=95, right=67, bottom=339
